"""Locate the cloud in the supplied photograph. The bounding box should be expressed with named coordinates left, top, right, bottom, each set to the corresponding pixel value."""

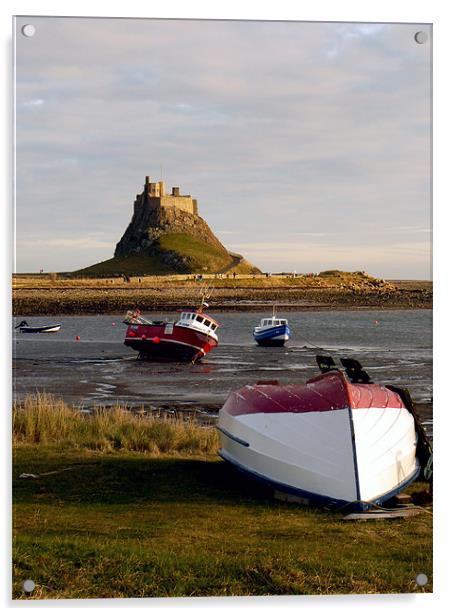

left=21, top=98, right=45, bottom=108
left=14, top=17, right=431, bottom=278
left=17, top=236, right=113, bottom=250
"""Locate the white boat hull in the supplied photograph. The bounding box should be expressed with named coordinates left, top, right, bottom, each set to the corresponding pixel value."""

left=217, top=374, right=420, bottom=509
left=18, top=324, right=61, bottom=333
left=219, top=409, right=358, bottom=506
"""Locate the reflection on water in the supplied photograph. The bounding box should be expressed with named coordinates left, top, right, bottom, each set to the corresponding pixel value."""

left=13, top=309, right=432, bottom=434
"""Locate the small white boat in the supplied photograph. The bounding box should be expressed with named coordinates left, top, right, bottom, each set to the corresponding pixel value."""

left=253, top=309, right=291, bottom=347
left=218, top=356, right=431, bottom=510
left=15, top=320, right=61, bottom=333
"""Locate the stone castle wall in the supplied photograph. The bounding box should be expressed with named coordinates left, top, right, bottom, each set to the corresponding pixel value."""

left=133, top=177, right=198, bottom=216
left=160, top=195, right=197, bottom=215
left=115, top=198, right=226, bottom=258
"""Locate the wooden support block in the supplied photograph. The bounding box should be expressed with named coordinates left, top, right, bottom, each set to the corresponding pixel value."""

left=394, top=493, right=412, bottom=505
left=343, top=508, right=420, bottom=521
left=274, top=490, right=311, bottom=505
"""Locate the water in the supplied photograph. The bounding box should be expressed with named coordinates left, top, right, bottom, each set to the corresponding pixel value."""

left=13, top=309, right=432, bottom=432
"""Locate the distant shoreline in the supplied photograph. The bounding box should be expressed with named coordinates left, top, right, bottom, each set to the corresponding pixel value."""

left=12, top=273, right=432, bottom=316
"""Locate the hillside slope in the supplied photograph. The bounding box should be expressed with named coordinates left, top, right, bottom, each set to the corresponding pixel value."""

left=76, top=207, right=260, bottom=276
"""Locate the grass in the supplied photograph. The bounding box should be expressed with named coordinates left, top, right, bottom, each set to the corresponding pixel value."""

left=73, top=253, right=175, bottom=276
left=12, top=446, right=433, bottom=599
left=14, top=270, right=390, bottom=287
left=13, top=393, right=218, bottom=455
left=71, top=233, right=259, bottom=277
left=157, top=232, right=234, bottom=273
left=12, top=395, right=433, bottom=599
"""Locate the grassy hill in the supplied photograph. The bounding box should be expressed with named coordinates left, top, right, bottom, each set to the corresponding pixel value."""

left=73, top=233, right=260, bottom=277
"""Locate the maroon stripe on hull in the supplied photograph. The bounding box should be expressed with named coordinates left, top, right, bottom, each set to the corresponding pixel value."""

left=221, top=371, right=406, bottom=417
left=125, top=340, right=203, bottom=362
left=124, top=323, right=218, bottom=361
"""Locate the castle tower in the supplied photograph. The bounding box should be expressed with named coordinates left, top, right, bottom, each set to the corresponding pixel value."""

left=135, top=175, right=198, bottom=216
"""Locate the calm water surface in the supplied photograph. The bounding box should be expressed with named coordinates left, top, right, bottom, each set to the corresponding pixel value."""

left=13, top=309, right=432, bottom=432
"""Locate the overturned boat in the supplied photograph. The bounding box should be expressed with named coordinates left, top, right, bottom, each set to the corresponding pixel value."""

left=217, top=356, right=431, bottom=510
left=15, top=320, right=61, bottom=333
left=123, top=303, right=219, bottom=362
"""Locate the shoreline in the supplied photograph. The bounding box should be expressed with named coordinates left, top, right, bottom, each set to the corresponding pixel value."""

left=12, top=273, right=432, bottom=316
left=13, top=293, right=432, bottom=317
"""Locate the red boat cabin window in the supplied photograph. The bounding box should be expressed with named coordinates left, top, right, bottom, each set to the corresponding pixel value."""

left=195, top=315, right=204, bottom=323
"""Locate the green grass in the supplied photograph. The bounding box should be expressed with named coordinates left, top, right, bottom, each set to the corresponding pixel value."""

left=12, top=397, right=433, bottom=598
left=157, top=232, right=234, bottom=272
left=73, top=253, right=175, bottom=276
left=72, top=233, right=259, bottom=277
left=12, top=445, right=432, bottom=599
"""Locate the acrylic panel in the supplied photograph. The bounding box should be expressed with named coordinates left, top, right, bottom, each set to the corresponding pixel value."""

left=13, top=16, right=432, bottom=600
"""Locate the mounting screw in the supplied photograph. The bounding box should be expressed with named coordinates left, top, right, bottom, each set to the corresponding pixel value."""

left=414, top=31, right=428, bottom=44
left=21, top=24, right=36, bottom=37
left=22, top=579, right=35, bottom=593
left=415, top=573, right=428, bottom=586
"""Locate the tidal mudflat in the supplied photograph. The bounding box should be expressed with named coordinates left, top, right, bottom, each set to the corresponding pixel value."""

left=13, top=309, right=433, bottom=435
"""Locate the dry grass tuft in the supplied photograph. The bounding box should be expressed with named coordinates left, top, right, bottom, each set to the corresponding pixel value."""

left=13, top=393, right=218, bottom=455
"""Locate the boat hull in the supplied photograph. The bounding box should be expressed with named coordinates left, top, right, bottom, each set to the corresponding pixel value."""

left=253, top=324, right=290, bottom=347
left=218, top=372, right=420, bottom=510
left=19, top=324, right=61, bottom=333
left=124, top=322, right=218, bottom=361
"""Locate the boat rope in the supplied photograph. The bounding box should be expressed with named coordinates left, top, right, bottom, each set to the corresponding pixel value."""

left=423, top=453, right=433, bottom=481
left=333, top=499, right=433, bottom=516
left=298, top=335, right=327, bottom=351
left=18, top=463, right=100, bottom=480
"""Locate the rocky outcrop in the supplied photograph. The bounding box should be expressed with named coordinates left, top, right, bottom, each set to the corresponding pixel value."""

left=68, top=177, right=262, bottom=275
left=114, top=205, right=227, bottom=259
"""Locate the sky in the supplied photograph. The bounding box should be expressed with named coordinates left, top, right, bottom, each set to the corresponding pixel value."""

left=14, top=16, right=432, bottom=278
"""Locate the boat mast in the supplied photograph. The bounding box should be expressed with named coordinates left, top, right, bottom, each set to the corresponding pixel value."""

left=198, top=282, right=211, bottom=313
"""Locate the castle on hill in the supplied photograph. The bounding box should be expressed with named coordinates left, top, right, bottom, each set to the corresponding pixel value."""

left=134, top=175, right=199, bottom=217
left=76, top=173, right=261, bottom=275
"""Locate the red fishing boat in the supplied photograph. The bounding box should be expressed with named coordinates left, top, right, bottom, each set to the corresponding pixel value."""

left=123, top=300, right=219, bottom=362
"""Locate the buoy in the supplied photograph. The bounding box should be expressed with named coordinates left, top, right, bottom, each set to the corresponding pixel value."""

left=112, top=322, right=116, bottom=326
left=141, top=334, right=147, bottom=340
left=75, top=335, right=80, bottom=341
left=152, top=336, right=160, bottom=344
left=373, top=320, right=379, bottom=326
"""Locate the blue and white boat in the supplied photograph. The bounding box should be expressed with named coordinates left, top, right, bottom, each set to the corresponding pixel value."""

left=253, top=311, right=291, bottom=347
